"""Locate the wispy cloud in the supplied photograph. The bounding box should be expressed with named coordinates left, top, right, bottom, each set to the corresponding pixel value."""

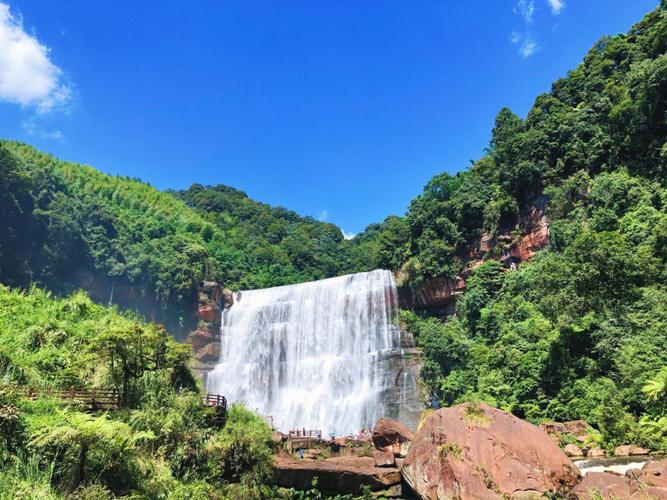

left=0, top=2, right=72, bottom=113
left=511, top=1, right=540, bottom=58
left=546, top=0, right=565, bottom=15
left=21, top=117, right=64, bottom=141
left=519, top=39, right=539, bottom=58
left=510, top=31, right=540, bottom=58
left=514, top=0, right=535, bottom=24
left=342, top=230, right=356, bottom=240
left=317, top=210, right=329, bottom=221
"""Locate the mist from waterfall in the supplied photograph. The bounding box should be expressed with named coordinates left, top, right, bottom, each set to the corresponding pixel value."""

left=206, top=269, right=419, bottom=435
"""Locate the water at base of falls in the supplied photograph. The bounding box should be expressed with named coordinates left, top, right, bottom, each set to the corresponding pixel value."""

left=206, top=269, right=422, bottom=436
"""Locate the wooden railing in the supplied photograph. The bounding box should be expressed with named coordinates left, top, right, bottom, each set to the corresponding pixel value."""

left=19, top=386, right=119, bottom=411
left=288, top=429, right=322, bottom=439
left=203, top=393, right=227, bottom=410
left=6, top=385, right=227, bottom=420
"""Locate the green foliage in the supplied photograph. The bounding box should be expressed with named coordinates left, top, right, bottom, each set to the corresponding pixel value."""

left=382, top=4, right=667, bottom=452
left=0, top=455, right=58, bottom=499
left=438, top=442, right=462, bottom=460
left=350, top=4, right=667, bottom=286
left=0, top=142, right=358, bottom=337
left=205, top=404, right=273, bottom=487
left=0, top=286, right=277, bottom=497
left=403, top=167, right=667, bottom=448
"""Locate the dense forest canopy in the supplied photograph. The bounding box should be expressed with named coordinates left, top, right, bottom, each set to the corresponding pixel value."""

left=388, top=4, right=667, bottom=452
left=348, top=4, right=667, bottom=283
left=0, top=141, right=370, bottom=335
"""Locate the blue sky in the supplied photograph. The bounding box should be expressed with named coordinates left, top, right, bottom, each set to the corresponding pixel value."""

left=0, top=1, right=659, bottom=236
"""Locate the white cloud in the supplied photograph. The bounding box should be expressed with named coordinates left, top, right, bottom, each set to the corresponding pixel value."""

left=515, top=0, right=535, bottom=24
left=342, top=230, right=356, bottom=240
left=21, top=117, right=63, bottom=141
left=0, top=2, right=71, bottom=112
left=546, top=0, right=565, bottom=14
left=317, top=210, right=329, bottom=221
left=519, top=38, right=539, bottom=58
left=510, top=31, right=522, bottom=44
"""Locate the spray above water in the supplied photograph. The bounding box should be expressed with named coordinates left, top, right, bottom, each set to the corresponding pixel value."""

left=206, top=269, right=419, bottom=435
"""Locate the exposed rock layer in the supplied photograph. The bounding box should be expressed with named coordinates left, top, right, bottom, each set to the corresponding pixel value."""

left=402, top=402, right=580, bottom=499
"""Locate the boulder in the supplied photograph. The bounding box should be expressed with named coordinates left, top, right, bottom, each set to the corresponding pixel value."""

left=540, top=420, right=592, bottom=445
left=402, top=402, right=580, bottom=499
left=586, top=447, right=605, bottom=457
left=195, top=342, right=220, bottom=363
left=564, top=444, right=584, bottom=457
left=373, top=450, right=396, bottom=468
left=634, top=458, right=667, bottom=488
left=615, top=445, right=650, bottom=456
left=372, top=418, right=414, bottom=458
left=540, top=420, right=591, bottom=436
left=571, top=472, right=632, bottom=500
left=630, top=486, right=667, bottom=499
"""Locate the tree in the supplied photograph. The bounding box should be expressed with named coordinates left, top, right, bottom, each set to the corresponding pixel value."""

left=29, top=412, right=141, bottom=489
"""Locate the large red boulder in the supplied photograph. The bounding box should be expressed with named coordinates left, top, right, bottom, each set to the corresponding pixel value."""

left=571, top=472, right=633, bottom=499
left=402, top=402, right=580, bottom=499
left=372, top=418, right=414, bottom=458
left=634, top=458, right=667, bottom=488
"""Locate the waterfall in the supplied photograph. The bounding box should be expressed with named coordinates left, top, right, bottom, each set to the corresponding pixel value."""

left=206, top=269, right=420, bottom=435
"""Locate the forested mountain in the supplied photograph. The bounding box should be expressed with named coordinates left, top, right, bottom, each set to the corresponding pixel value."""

left=0, top=141, right=355, bottom=335
left=349, top=4, right=666, bottom=283
left=362, top=4, right=667, bottom=451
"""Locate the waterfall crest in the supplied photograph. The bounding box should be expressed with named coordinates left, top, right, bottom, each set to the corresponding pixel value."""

left=206, top=269, right=420, bottom=435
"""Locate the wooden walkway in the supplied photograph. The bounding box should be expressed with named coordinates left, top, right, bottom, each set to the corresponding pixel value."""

left=20, top=387, right=120, bottom=411
left=6, top=385, right=227, bottom=418
left=289, top=429, right=322, bottom=439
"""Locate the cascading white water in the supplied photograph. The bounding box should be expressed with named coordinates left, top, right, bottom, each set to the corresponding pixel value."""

left=206, top=269, right=419, bottom=435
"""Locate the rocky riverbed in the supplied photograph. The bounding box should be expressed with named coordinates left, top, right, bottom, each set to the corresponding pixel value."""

left=271, top=403, right=667, bottom=499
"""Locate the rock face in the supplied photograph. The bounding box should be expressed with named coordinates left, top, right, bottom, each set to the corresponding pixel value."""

left=398, top=197, right=550, bottom=312
left=188, top=281, right=225, bottom=382
left=402, top=402, right=580, bottom=499
left=398, top=276, right=466, bottom=310
left=372, top=418, right=414, bottom=458
left=195, top=341, right=220, bottom=363
left=273, top=456, right=402, bottom=496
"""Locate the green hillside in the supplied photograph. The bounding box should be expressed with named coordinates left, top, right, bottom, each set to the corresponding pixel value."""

left=0, top=285, right=277, bottom=498
left=0, top=141, right=353, bottom=335
left=372, top=4, right=667, bottom=451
